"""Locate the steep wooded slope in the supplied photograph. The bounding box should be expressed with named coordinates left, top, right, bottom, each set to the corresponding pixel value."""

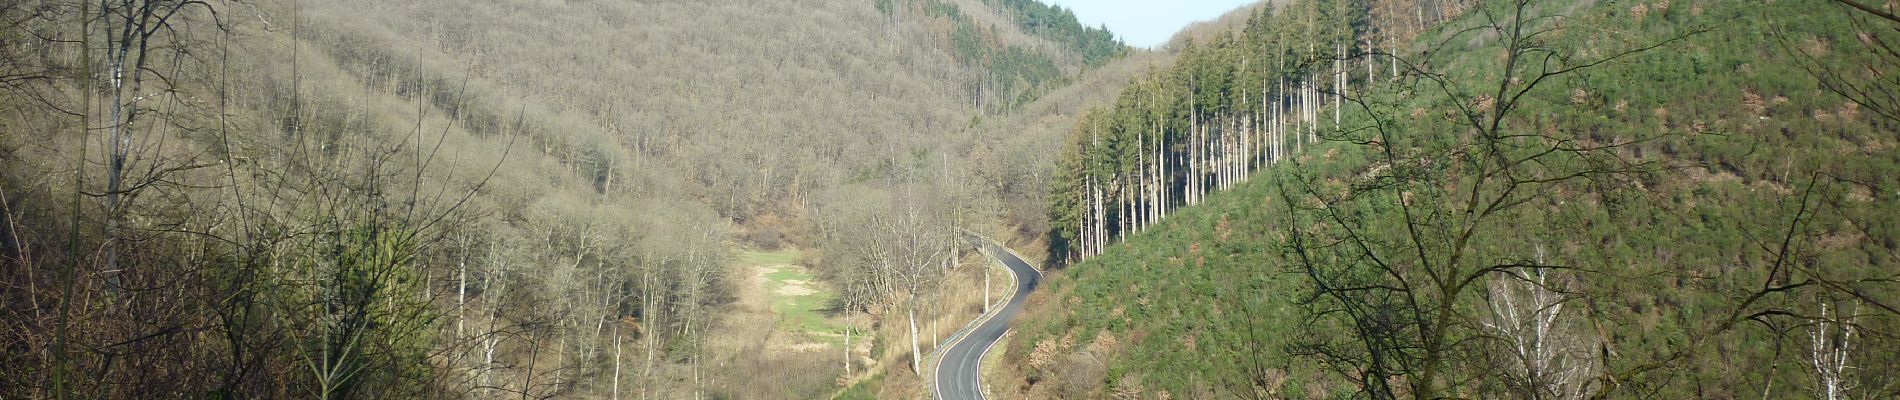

left=1009, top=0, right=1900, bottom=398
left=0, top=0, right=1122, bottom=398
left=302, top=0, right=1045, bottom=220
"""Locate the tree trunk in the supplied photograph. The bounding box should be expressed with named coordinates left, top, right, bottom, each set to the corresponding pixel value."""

left=604, top=157, right=616, bottom=197
left=555, top=336, right=568, bottom=387
left=1215, top=115, right=1225, bottom=191
left=1261, top=82, right=1271, bottom=167
left=1095, top=178, right=1105, bottom=255
left=1086, top=179, right=1102, bottom=259
left=1391, top=35, right=1400, bottom=80
left=1231, top=113, right=1241, bottom=187
left=1337, top=43, right=1346, bottom=130
left=1119, top=178, right=1128, bottom=241
left=1190, top=91, right=1200, bottom=206
left=1309, top=75, right=1318, bottom=144
left=908, top=301, right=922, bottom=375
left=644, top=272, right=657, bottom=400
left=1153, top=125, right=1163, bottom=222
left=1241, top=94, right=1252, bottom=185
left=614, top=323, right=623, bottom=400
left=104, top=14, right=129, bottom=280
left=458, top=240, right=467, bottom=338
left=482, top=334, right=498, bottom=397
left=1366, top=39, right=1375, bottom=88
left=1159, top=125, right=1169, bottom=219
left=1136, top=130, right=1146, bottom=232
left=1273, top=80, right=1282, bottom=163
left=1195, top=118, right=1205, bottom=204
left=1225, top=110, right=1233, bottom=189
left=693, top=339, right=702, bottom=400
left=1297, top=78, right=1306, bottom=154
left=1417, top=1, right=1427, bottom=31
left=844, top=326, right=853, bottom=376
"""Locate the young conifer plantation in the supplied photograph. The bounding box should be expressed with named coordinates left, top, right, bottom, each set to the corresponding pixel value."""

left=1021, top=0, right=1900, bottom=399
left=3, top=0, right=1898, bottom=399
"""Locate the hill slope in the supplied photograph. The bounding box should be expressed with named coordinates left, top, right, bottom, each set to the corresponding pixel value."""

left=1008, top=0, right=1900, bottom=398
left=0, top=0, right=1123, bottom=398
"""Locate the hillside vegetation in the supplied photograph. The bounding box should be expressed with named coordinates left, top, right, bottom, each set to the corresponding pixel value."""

left=0, top=0, right=1123, bottom=398
left=1014, top=0, right=1900, bottom=398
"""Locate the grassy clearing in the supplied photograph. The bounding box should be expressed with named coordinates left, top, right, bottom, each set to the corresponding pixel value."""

left=741, top=249, right=845, bottom=343
left=763, top=265, right=842, bottom=337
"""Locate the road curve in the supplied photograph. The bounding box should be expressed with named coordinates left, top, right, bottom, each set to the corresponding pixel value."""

left=934, top=236, right=1041, bottom=400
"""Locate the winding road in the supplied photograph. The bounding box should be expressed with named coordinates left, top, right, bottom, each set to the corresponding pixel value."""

left=933, top=236, right=1041, bottom=400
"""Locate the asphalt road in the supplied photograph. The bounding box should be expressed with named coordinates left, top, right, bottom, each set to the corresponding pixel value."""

left=933, top=237, right=1041, bottom=400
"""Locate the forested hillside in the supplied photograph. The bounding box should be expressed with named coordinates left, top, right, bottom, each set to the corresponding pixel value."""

left=15, top=0, right=1894, bottom=398
left=0, top=0, right=1123, bottom=398
left=1014, top=0, right=1900, bottom=398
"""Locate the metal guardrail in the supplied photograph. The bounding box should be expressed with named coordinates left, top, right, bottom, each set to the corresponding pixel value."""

left=922, top=234, right=1022, bottom=398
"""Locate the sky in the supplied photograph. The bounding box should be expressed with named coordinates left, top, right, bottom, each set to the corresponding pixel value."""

left=1047, top=0, right=1259, bottom=49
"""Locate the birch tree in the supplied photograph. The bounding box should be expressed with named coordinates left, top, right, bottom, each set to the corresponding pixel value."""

left=1481, top=247, right=1597, bottom=400
left=93, top=0, right=222, bottom=278
left=1276, top=1, right=1698, bottom=397
left=876, top=183, right=953, bottom=375
left=1806, top=300, right=1857, bottom=400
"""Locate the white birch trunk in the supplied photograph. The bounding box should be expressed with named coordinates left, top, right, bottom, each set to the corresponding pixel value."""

left=908, top=302, right=922, bottom=375
left=644, top=273, right=657, bottom=400
left=844, top=326, right=853, bottom=376
left=1809, top=302, right=1856, bottom=400
left=613, top=323, right=623, bottom=400
left=1337, top=43, right=1345, bottom=130
left=458, top=247, right=467, bottom=338
left=1391, top=37, right=1400, bottom=80
left=1483, top=247, right=1597, bottom=400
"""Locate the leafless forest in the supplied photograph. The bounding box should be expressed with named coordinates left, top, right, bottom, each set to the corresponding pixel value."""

left=0, top=0, right=1148, bottom=398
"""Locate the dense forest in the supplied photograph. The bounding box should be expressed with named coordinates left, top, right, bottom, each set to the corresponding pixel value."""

left=1016, top=0, right=1900, bottom=399
left=0, top=0, right=1126, bottom=398
left=6, top=0, right=1896, bottom=399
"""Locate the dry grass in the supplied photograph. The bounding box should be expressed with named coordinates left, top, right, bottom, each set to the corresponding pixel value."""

left=703, top=249, right=853, bottom=399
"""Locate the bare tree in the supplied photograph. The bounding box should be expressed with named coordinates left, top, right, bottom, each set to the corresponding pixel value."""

left=1274, top=1, right=1701, bottom=398
left=94, top=0, right=222, bottom=280
left=1807, top=300, right=1858, bottom=400
left=1793, top=1, right=1900, bottom=129
left=1481, top=246, right=1597, bottom=400
left=875, top=183, right=953, bottom=375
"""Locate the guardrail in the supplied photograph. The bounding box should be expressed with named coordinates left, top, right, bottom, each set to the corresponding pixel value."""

left=966, top=232, right=1042, bottom=274
left=922, top=234, right=1021, bottom=399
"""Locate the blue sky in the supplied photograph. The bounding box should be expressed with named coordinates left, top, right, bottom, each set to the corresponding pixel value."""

left=1047, top=0, right=1259, bottom=49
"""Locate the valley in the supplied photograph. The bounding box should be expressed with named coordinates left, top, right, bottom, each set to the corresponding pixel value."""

left=2, top=0, right=1898, bottom=399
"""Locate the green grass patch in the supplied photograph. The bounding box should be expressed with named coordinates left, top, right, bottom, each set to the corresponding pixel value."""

left=742, top=248, right=846, bottom=343
left=762, top=264, right=842, bottom=337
